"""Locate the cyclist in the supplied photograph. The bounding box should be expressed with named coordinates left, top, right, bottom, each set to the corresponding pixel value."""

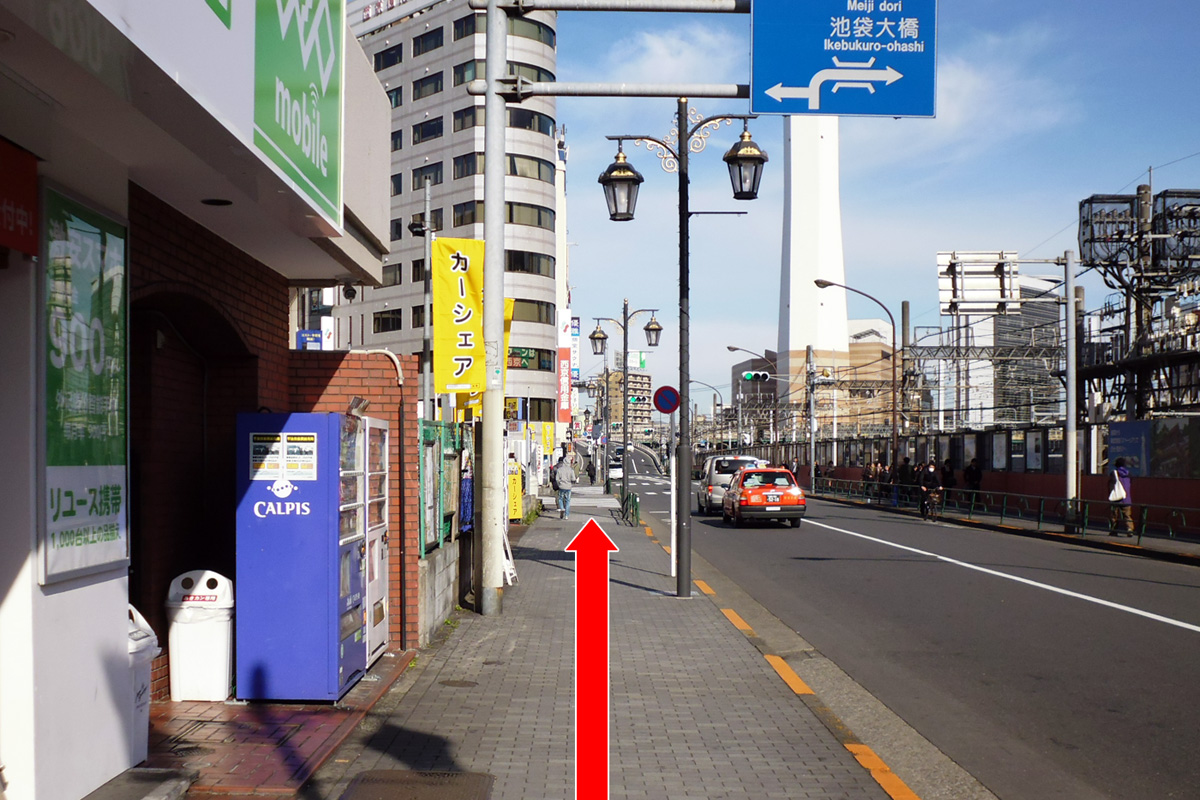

left=918, top=461, right=943, bottom=521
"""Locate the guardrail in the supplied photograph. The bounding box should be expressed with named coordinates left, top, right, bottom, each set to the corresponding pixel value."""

left=812, top=478, right=1200, bottom=544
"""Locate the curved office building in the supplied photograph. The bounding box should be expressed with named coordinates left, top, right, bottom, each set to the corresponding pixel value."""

left=342, top=0, right=562, bottom=424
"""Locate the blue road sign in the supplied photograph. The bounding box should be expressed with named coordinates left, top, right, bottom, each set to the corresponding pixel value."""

left=653, top=386, right=681, bottom=415
left=751, top=0, right=937, bottom=117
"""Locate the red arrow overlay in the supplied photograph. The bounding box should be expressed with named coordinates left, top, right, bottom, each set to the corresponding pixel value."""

left=565, top=519, right=619, bottom=800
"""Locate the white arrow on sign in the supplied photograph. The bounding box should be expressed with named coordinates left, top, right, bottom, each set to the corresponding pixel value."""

left=764, top=57, right=903, bottom=111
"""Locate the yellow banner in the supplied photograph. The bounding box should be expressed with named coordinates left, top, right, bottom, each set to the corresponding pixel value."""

left=542, top=422, right=555, bottom=453
left=433, top=238, right=485, bottom=393
left=502, top=297, right=514, bottom=391
left=507, top=472, right=522, bottom=521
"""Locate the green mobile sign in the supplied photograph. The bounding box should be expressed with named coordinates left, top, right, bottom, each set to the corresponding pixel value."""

left=253, top=0, right=344, bottom=227
left=43, top=189, right=128, bottom=582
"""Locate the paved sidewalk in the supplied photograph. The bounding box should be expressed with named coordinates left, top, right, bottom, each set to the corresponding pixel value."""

left=308, top=483, right=894, bottom=800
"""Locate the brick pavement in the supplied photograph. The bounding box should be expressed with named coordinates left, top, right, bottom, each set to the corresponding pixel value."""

left=311, top=484, right=890, bottom=800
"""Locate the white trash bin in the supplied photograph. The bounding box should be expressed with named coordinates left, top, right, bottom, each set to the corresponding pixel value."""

left=127, top=605, right=160, bottom=765
left=165, top=570, right=234, bottom=701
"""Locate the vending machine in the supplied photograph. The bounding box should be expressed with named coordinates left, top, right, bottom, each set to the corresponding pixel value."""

left=235, top=412, right=387, bottom=701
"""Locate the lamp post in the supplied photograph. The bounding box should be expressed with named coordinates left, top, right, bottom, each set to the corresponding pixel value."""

left=814, top=279, right=899, bottom=470
left=408, top=176, right=435, bottom=421
left=589, top=300, right=662, bottom=502
left=599, top=100, right=767, bottom=598
left=690, top=379, right=724, bottom=450
left=727, top=345, right=776, bottom=454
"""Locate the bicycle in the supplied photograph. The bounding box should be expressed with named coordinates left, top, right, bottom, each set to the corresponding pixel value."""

left=920, top=488, right=943, bottom=521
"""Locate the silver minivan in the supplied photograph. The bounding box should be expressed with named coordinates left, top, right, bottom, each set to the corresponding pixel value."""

left=696, top=455, right=760, bottom=515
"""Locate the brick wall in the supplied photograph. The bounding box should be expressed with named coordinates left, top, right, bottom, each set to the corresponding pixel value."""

left=129, top=184, right=290, bottom=699
left=289, top=350, right=421, bottom=650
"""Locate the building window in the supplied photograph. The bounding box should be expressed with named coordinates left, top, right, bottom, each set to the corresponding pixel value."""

left=453, top=152, right=481, bottom=179
left=391, top=130, right=403, bottom=151
left=507, top=201, right=555, bottom=231
left=411, top=259, right=425, bottom=283
left=453, top=13, right=483, bottom=40
left=412, top=117, right=444, bottom=144
left=508, top=61, right=555, bottom=83
left=374, top=43, right=403, bottom=71
left=412, top=72, right=444, bottom=100
left=453, top=201, right=481, bottom=227
left=509, top=16, right=555, bottom=46
left=390, top=219, right=404, bottom=241
left=453, top=105, right=482, bottom=132
left=386, top=87, right=403, bottom=108
left=412, top=27, right=444, bottom=56
left=451, top=153, right=553, bottom=184
left=507, top=347, right=557, bottom=372
left=507, top=250, right=555, bottom=278
left=411, top=209, right=443, bottom=233
left=508, top=153, right=555, bottom=183
left=373, top=309, right=404, bottom=333
left=412, top=162, right=443, bottom=191
left=390, top=173, right=403, bottom=197
left=511, top=298, right=555, bottom=325
left=411, top=305, right=425, bottom=329
left=453, top=60, right=482, bottom=86
left=528, top=398, right=555, bottom=422
left=508, top=107, right=555, bottom=137
left=382, top=263, right=402, bottom=287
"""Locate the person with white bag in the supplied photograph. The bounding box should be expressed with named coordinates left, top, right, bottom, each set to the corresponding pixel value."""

left=1108, top=457, right=1134, bottom=536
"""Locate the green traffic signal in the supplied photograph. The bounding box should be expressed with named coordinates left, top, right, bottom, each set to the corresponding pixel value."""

left=741, top=371, right=770, bottom=382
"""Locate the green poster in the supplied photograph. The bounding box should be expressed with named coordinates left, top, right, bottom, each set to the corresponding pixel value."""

left=43, top=190, right=128, bottom=581
left=253, top=0, right=344, bottom=226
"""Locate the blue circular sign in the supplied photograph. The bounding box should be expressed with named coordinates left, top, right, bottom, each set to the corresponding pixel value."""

left=653, top=386, right=681, bottom=414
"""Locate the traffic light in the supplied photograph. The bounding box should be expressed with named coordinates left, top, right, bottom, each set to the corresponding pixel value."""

left=643, top=428, right=653, bottom=435
left=629, top=395, right=642, bottom=404
left=742, top=371, right=770, bottom=382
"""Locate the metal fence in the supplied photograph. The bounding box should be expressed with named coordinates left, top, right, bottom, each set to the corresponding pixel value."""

left=813, top=478, right=1200, bottom=544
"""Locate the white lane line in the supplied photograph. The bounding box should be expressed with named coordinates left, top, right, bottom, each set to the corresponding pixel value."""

left=808, top=519, right=1200, bottom=635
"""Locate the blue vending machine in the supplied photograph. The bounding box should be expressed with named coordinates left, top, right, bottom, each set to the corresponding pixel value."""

left=235, top=413, right=366, bottom=701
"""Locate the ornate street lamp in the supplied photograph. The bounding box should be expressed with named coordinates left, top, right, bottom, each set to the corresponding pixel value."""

left=602, top=101, right=767, bottom=598
left=597, top=143, right=645, bottom=222
left=723, top=121, right=769, bottom=200
left=591, top=300, right=662, bottom=500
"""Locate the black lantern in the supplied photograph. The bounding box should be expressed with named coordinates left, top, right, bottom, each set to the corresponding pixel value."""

left=589, top=323, right=609, bottom=356
left=643, top=315, right=663, bottom=348
left=723, top=123, right=769, bottom=201
left=598, top=143, right=644, bottom=222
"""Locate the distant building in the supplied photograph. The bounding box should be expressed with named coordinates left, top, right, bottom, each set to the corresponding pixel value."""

left=343, top=0, right=564, bottom=424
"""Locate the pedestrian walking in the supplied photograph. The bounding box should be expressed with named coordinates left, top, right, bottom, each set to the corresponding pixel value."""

left=964, top=457, right=983, bottom=492
left=585, top=458, right=596, bottom=485
left=1108, top=457, right=1134, bottom=536
left=941, top=458, right=957, bottom=504
left=553, top=456, right=577, bottom=520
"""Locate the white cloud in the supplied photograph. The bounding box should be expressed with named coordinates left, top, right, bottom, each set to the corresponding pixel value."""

left=840, top=25, right=1078, bottom=176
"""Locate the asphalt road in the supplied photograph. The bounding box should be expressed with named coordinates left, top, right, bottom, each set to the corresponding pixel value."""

left=622, top=454, right=1200, bottom=800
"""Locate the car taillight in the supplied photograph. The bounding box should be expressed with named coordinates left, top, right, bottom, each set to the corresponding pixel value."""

left=787, top=487, right=803, bottom=497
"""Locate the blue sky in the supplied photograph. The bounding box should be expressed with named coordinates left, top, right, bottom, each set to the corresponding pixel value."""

left=554, top=1, right=1200, bottom=417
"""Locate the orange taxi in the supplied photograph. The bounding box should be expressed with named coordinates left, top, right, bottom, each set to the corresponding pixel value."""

left=721, top=466, right=806, bottom=528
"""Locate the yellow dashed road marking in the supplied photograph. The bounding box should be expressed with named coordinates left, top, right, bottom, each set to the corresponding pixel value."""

left=764, top=654, right=814, bottom=696
left=694, top=580, right=716, bottom=596
left=845, top=743, right=921, bottom=800
left=721, top=608, right=755, bottom=635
